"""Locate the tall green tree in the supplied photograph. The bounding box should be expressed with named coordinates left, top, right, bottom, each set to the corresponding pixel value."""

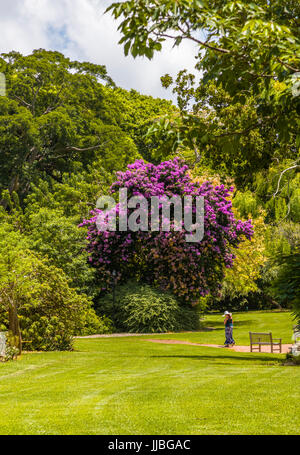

left=0, top=226, right=32, bottom=352
left=107, top=0, right=300, bottom=182
left=103, top=86, right=176, bottom=161
left=0, top=49, right=139, bottom=203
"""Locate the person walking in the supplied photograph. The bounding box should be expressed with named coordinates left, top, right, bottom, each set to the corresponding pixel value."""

left=223, top=311, right=235, bottom=347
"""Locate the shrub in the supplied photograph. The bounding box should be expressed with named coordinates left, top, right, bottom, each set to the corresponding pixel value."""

left=16, top=302, right=111, bottom=351
left=3, top=345, right=19, bottom=362
left=76, top=310, right=113, bottom=337
left=0, top=334, right=19, bottom=361
left=17, top=284, right=112, bottom=351
left=0, top=233, right=112, bottom=351
left=96, top=281, right=201, bottom=333
left=8, top=304, right=112, bottom=352
left=21, top=316, right=74, bottom=351
left=286, top=352, right=300, bottom=366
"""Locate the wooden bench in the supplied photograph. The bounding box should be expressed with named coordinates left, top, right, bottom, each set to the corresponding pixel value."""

left=249, top=332, right=282, bottom=353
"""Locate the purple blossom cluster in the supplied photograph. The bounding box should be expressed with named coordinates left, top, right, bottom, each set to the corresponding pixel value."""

left=80, top=158, right=253, bottom=303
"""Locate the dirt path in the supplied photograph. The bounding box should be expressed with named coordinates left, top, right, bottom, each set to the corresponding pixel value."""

left=146, top=339, right=292, bottom=354
left=77, top=333, right=292, bottom=353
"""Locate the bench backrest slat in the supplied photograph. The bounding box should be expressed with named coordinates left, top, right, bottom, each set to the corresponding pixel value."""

left=249, top=332, right=272, bottom=343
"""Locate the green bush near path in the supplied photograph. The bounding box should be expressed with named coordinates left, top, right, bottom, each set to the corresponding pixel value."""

left=0, top=311, right=298, bottom=435
left=97, top=281, right=200, bottom=333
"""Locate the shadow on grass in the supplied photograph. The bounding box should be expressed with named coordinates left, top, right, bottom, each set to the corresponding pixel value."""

left=232, top=320, right=260, bottom=327
left=202, top=319, right=256, bottom=329
left=199, top=326, right=224, bottom=332
left=150, top=354, right=283, bottom=364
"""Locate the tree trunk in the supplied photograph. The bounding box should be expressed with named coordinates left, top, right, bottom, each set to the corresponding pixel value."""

left=8, top=303, right=22, bottom=355
left=0, top=174, right=20, bottom=210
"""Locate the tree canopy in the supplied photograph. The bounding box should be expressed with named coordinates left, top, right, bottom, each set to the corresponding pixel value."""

left=107, top=0, right=300, bottom=184
left=0, top=49, right=174, bottom=204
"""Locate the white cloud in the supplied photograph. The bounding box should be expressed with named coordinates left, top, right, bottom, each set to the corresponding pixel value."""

left=0, top=0, right=198, bottom=101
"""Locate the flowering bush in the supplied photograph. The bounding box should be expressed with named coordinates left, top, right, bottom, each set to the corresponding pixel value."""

left=81, top=158, right=253, bottom=303
left=0, top=335, right=19, bottom=362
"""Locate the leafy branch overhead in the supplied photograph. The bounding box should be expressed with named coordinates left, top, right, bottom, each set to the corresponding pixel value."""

left=107, top=0, right=300, bottom=197
left=107, top=1, right=300, bottom=80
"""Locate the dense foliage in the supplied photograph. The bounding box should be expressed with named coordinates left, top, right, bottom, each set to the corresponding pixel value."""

left=0, top=11, right=298, bottom=346
left=108, top=0, right=299, bottom=195
left=108, top=1, right=299, bottom=191
left=96, top=281, right=201, bottom=333
left=0, top=223, right=111, bottom=350
left=81, top=158, right=253, bottom=303
left=271, top=250, right=300, bottom=330
left=107, top=0, right=300, bottom=319
left=0, top=49, right=175, bottom=205
left=0, top=49, right=179, bottom=347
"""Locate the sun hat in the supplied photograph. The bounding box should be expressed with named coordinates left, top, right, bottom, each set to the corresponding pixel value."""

left=223, top=311, right=231, bottom=317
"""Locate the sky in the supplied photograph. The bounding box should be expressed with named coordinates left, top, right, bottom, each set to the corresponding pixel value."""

left=0, top=0, right=198, bottom=102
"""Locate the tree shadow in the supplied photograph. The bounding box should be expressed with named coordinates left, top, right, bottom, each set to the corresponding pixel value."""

left=150, top=354, right=282, bottom=364
left=198, top=326, right=224, bottom=332
left=202, top=319, right=255, bottom=329
left=232, top=320, right=260, bottom=327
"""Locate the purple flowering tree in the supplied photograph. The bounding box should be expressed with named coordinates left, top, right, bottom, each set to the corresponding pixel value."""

left=80, top=158, right=253, bottom=304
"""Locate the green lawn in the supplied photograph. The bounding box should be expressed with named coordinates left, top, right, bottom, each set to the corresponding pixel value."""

left=140, top=310, right=295, bottom=345
left=0, top=311, right=299, bottom=435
